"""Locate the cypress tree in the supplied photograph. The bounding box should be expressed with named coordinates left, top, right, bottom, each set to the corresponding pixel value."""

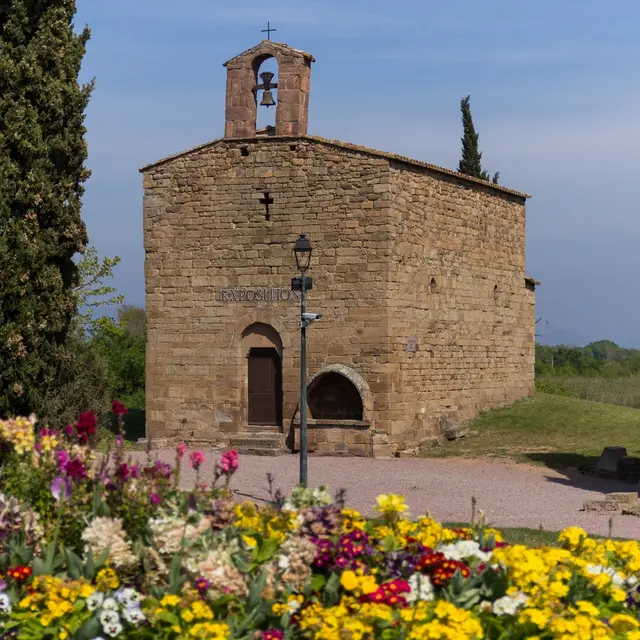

left=0, top=0, right=92, bottom=419
left=458, top=95, right=498, bottom=183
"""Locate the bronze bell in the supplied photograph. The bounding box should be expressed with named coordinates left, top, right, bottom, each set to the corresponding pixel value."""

left=260, top=89, right=276, bottom=107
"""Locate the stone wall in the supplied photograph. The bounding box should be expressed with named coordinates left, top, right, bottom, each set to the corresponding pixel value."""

left=385, top=163, right=535, bottom=450
left=142, top=135, right=535, bottom=455
left=143, top=138, right=393, bottom=446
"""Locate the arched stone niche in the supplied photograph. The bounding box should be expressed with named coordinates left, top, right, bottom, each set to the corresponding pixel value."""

left=306, top=364, right=374, bottom=423
left=240, top=322, right=283, bottom=359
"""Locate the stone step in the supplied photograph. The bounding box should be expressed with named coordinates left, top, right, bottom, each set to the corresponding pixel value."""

left=229, top=432, right=288, bottom=456
left=236, top=446, right=288, bottom=457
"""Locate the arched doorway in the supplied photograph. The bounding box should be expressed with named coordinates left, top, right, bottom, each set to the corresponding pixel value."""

left=241, top=323, right=283, bottom=427
left=307, top=372, right=364, bottom=421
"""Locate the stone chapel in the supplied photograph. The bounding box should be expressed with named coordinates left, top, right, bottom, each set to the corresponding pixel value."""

left=140, top=39, right=537, bottom=457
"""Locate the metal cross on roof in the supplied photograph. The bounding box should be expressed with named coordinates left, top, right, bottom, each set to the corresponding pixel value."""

left=261, top=22, right=277, bottom=40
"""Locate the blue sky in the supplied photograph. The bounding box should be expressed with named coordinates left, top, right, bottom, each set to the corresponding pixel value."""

left=76, top=0, right=640, bottom=347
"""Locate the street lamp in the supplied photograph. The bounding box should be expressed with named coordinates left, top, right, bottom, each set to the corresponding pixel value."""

left=292, top=234, right=320, bottom=488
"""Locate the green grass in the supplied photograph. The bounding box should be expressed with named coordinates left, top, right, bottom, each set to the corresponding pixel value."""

left=539, top=375, right=640, bottom=409
left=422, top=393, right=640, bottom=468
left=445, top=523, right=561, bottom=547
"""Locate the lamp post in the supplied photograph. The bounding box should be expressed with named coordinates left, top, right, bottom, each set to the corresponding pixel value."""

left=293, top=234, right=312, bottom=488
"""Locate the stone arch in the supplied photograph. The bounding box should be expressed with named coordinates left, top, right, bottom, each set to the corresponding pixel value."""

left=224, top=41, right=314, bottom=138
left=241, top=322, right=283, bottom=359
left=252, top=54, right=279, bottom=132
left=230, top=312, right=291, bottom=350
left=306, top=365, right=373, bottom=423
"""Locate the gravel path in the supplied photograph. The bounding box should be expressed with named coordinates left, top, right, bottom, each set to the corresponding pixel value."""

left=136, top=452, right=640, bottom=539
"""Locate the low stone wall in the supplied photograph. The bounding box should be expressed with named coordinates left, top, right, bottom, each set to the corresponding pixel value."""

left=289, top=419, right=375, bottom=457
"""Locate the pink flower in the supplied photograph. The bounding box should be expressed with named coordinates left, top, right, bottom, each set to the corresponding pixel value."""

left=219, top=449, right=239, bottom=475
left=57, top=450, right=70, bottom=472
left=176, top=442, right=187, bottom=459
left=150, top=493, right=161, bottom=505
left=189, top=450, right=205, bottom=471
left=112, top=399, right=128, bottom=417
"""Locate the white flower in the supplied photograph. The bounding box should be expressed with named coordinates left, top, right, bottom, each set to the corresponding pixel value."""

left=100, top=610, right=120, bottom=627
left=287, top=599, right=302, bottom=613
left=627, top=575, right=639, bottom=587
left=0, top=593, right=11, bottom=614
left=86, top=591, right=104, bottom=611
left=586, top=564, right=625, bottom=587
left=123, top=606, right=146, bottom=625
left=277, top=555, right=291, bottom=570
left=114, top=588, right=142, bottom=609
left=103, top=621, right=123, bottom=638
left=438, top=540, right=492, bottom=563
left=492, top=592, right=529, bottom=616
left=102, top=598, right=118, bottom=611
left=82, top=517, right=138, bottom=569
left=407, top=574, right=434, bottom=603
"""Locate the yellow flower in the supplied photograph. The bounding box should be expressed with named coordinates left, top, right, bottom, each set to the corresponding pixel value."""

left=161, top=594, right=181, bottom=607
left=547, top=581, right=569, bottom=598
left=340, top=570, right=359, bottom=591
left=242, top=535, right=257, bottom=549
left=558, top=526, right=587, bottom=549
left=189, top=622, right=230, bottom=639
left=575, top=600, right=599, bottom=617
left=182, top=609, right=195, bottom=622
left=191, top=600, right=213, bottom=620
left=519, top=607, right=551, bottom=628
left=95, top=568, right=119, bottom=591
left=375, top=494, right=408, bottom=515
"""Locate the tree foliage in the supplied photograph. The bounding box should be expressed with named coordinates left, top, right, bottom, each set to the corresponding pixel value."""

left=458, top=95, right=499, bottom=184
left=92, top=306, right=146, bottom=409
left=536, top=340, right=640, bottom=377
left=74, top=246, right=123, bottom=332
left=0, top=0, right=93, bottom=420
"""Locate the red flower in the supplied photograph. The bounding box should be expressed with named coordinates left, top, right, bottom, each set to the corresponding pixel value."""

left=431, top=560, right=471, bottom=586
left=112, top=399, right=128, bottom=417
left=7, top=566, right=31, bottom=581
left=416, top=551, right=445, bottom=572
left=65, top=458, right=87, bottom=480
left=76, top=410, right=97, bottom=444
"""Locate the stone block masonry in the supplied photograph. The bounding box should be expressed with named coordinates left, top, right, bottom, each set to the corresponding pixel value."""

left=140, top=40, right=535, bottom=457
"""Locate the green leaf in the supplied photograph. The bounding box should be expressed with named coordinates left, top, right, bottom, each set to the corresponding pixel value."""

left=254, top=537, right=279, bottom=564
left=323, top=572, right=340, bottom=607
left=64, top=548, right=84, bottom=580
left=156, top=611, right=181, bottom=626
left=168, top=554, right=185, bottom=594
left=311, top=573, right=326, bottom=592
left=74, top=616, right=101, bottom=640
left=246, top=569, right=268, bottom=611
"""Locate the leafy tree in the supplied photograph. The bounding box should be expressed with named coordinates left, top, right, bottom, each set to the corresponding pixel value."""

left=0, top=0, right=93, bottom=420
left=92, top=306, right=146, bottom=409
left=118, top=304, right=146, bottom=338
left=74, top=247, right=123, bottom=333
left=458, top=95, right=499, bottom=184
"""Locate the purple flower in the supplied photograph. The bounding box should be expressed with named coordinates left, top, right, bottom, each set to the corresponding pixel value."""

left=115, top=434, right=123, bottom=448
left=57, top=450, right=70, bottom=472
left=150, top=493, right=161, bottom=505
left=50, top=476, right=72, bottom=502
left=130, top=464, right=140, bottom=479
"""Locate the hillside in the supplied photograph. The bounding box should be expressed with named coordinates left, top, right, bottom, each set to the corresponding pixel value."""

left=422, top=393, right=640, bottom=468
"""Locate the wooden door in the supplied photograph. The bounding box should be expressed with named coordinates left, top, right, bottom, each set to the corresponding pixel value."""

left=248, top=348, right=282, bottom=426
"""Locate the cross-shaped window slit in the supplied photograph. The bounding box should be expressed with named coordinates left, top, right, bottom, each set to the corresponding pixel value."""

left=259, top=191, right=274, bottom=221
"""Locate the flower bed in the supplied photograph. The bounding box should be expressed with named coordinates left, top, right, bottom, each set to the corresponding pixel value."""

left=0, top=406, right=639, bottom=639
